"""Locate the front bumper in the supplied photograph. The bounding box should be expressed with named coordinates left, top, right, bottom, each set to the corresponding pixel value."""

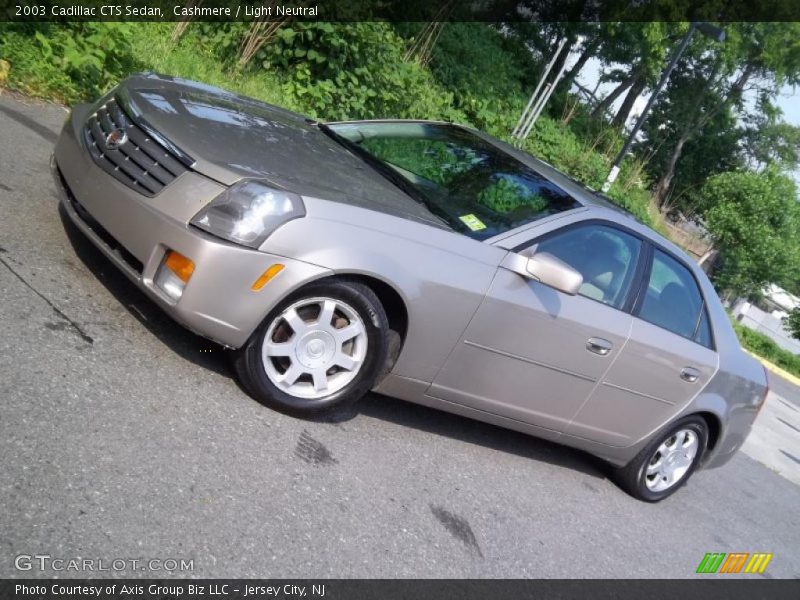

left=53, top=107, right=332, bottom=348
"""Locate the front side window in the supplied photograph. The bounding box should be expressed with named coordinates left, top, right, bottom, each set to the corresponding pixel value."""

left=638, top=249, right=710, bottom=346
left=532, top=224, right=642, bottom=309
left=325, top=122, right=582, bottom=240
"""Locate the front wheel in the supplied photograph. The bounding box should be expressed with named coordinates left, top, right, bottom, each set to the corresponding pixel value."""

left=234, top=280, right=390, bottom=416
left=613, top=416, right=708, bottom=502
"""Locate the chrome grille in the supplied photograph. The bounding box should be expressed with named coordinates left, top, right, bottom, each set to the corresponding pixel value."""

left=83, top=98, right=189, bottom=196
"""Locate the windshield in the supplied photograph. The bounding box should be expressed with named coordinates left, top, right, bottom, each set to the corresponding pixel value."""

left=325, top=122, right=582, bottom=240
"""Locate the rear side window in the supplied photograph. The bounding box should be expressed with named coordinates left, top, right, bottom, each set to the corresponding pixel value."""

left=533, top=224, right=642, bottom=309
left=638, top=249, right=712, bottom=347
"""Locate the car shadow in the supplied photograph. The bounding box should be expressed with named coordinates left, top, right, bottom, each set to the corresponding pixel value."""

left=357, top=392, right=611, bottom=480
left=60, top=204, right=611, bottom=480
left=59, top=203, right=234, bottom=380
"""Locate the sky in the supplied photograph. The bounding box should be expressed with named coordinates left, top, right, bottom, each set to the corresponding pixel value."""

left=776, top=85, right=800, bottom=126
left=774, top=86, right=800, bottom=188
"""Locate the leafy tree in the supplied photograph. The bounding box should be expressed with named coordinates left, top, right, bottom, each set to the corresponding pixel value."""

left=588, top=22, right=685, bottom=126
left=642, top=60, right=745, bottom=215
left=741, top=100, right=800, bottom=172
left=776, top=241, right=800, bottom=298
left=557, top=23, right=604, bottom=95
left=649, top=22, right=800, bottom=207
left=785, top=308, right=800, bottom=341
left=700, top=168, right=800, bottom=298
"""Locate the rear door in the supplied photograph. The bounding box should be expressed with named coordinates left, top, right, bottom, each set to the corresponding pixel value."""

left=428, top=222, right=643, bottom=433
left=566, top=247, right=719, bottom=446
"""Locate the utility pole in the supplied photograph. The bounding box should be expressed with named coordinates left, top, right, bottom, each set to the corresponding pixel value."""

left=600, top=22, right=725, bottom=192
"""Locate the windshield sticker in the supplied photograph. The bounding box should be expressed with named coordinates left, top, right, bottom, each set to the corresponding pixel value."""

left=459, top=214, right=487, bottom=231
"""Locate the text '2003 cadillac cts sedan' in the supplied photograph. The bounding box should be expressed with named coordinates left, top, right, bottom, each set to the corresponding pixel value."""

left=53, top=74, right=768, bottom=501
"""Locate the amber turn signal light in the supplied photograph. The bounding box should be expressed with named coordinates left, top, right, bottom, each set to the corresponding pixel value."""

left=252, top=264, right=284, bottom=291
left=164, top=250, right=195, bottom=283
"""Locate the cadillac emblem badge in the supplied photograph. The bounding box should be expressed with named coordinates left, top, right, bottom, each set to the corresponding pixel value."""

left=105, top=128, right=128, bottom=150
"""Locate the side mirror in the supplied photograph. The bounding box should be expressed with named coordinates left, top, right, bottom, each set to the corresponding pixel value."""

left=526, top=252, right=583, bottom=295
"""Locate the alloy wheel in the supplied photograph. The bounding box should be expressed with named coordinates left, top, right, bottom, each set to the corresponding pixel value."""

left=261, top=296, right=368, bottom=399
left=644, top=429, right=699, bottom=492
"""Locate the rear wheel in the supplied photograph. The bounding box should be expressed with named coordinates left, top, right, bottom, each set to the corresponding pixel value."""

left=234, top=280, right=389, bottom=416
left=613, top=416, right=708, bottom=502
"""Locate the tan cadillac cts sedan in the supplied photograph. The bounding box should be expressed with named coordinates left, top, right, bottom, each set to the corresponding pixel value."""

left=52, top=74, right=769, bottom=501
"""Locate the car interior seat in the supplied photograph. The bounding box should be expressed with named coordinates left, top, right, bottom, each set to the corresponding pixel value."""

left=579, top=234, right=627, bottom=305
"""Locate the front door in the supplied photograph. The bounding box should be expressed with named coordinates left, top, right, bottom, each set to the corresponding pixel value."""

left=428, top=222, right=643, bottom=433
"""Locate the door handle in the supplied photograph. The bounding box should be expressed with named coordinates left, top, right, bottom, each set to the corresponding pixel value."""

left=586, top=337, right=613, bottom=356
left=680, top=367, right=701, bottom=383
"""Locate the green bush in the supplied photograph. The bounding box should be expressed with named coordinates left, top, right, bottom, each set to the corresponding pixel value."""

left=0, top=23, right=138, bottom=103
left=519, top=116, right=657, bottom=228
left=731, top=319, right=800, bottom=377
left=602, top=181, right=656, bottom=227
left=419, top=22, right=532, bottom=135
left=132, top=23, right=295, bottom=111
left=0, top=27, right=75, bottom=102
left=524, top=117, right=609, bottom=187
left=192, top=22, right=465, bottom=122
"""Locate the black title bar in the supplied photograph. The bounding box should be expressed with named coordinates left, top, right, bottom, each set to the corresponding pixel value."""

left=2, top=579, right=800, bottom=600
left=3, top=0, right=800, bottom=22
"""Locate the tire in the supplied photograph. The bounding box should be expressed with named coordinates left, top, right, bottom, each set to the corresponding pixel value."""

left=613, top=415, right=708, bottom=502
left=234, top=279, right=389, bottom=417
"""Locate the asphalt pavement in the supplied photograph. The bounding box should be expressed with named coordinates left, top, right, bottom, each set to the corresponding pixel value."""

left=0, top=91, right=798, bottom=579
left=770, top=372, right=800, bottom=409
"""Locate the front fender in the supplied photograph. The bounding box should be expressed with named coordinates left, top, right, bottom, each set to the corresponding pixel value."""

left=262, top=199, right=507, bottom=382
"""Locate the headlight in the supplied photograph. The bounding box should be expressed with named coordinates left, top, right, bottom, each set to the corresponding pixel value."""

left=190, top=181, right=305, bottom=248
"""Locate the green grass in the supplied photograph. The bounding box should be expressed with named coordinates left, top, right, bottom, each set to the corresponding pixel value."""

left=0, top=28, right=85, bottom=103
left=131, top=24, right=301, bottom=111
left=731, top=318, right=800, bottom=378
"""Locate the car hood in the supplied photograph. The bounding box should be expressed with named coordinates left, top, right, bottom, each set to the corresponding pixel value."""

left=118, top=74, right=445, bottom=227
